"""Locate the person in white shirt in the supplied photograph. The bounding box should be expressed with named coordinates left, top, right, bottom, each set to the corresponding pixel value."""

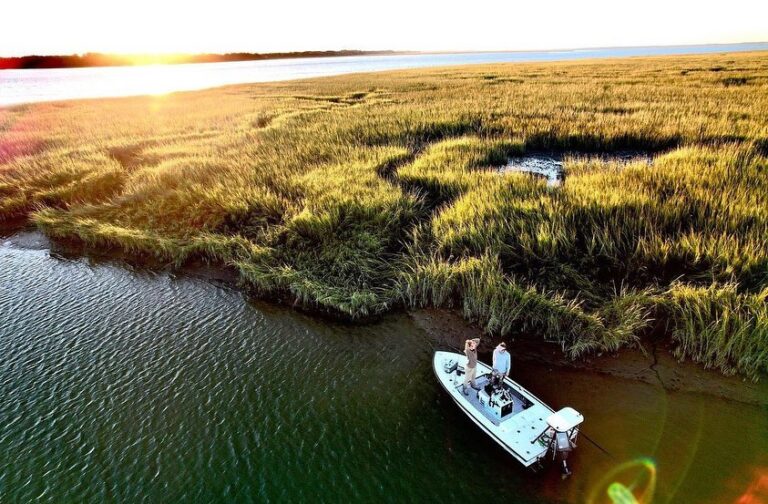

left=492, top=342, right=511, bottom=387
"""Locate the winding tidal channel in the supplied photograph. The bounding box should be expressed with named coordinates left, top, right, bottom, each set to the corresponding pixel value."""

left=1, top=230, right=766, bottom=503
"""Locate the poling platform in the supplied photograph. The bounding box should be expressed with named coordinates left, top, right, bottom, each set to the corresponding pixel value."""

left=433, top=351, right=584, bottom=469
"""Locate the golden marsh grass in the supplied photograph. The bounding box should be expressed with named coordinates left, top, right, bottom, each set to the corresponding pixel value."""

left=2, top=52, right=767, bottom=378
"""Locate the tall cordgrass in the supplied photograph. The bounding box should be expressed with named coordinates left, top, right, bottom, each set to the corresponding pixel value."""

left=2, top=51, right=767, bottom=378
left=662, top=283, right=767, bottom=378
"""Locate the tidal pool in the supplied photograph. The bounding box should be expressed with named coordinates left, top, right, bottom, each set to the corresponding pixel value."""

left=1, top=230, right=765, bottom=503
left=501, top=152, right=653, bottom=186
left=502, top=155, right=565, bottom=186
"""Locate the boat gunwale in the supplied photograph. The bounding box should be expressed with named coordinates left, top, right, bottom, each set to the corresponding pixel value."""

left=432, top=351, right=555, bottom=467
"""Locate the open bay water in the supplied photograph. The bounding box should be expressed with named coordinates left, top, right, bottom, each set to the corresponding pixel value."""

left=2, top=43, right=768, bottom=106
left=1, top=230, right=766, bottom=503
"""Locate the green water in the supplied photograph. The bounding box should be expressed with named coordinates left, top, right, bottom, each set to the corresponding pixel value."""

left=1, top=231, right=766, bottom=503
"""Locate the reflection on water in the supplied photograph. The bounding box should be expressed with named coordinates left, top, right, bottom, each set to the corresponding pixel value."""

left=2, top=42, right=768, bottom=106
left=501, top=152, right=654, bottom=187
left=502, top=155, right=565, bottom=186
left=0, top=231, right=765, bottom=503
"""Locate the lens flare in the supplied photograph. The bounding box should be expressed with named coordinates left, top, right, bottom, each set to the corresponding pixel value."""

left=735, top=467, right=768, bottom=504
left=588, top=457, right=657, bottom=504
left=607, top=482, right=639, bottom=504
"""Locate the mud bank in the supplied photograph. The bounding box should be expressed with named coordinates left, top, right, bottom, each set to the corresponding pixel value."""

left=4, top=226, right=766, bottom=403
left=410, top=308, right=768, bottom=406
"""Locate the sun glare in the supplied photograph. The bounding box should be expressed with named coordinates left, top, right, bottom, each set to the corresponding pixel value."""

left=123, top=53, right=190, bottom=67
left=128, top=65, right=186, bottom=96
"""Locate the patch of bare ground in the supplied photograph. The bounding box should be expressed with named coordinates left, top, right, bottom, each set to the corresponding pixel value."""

left=410, top=308, right=768, bottom=406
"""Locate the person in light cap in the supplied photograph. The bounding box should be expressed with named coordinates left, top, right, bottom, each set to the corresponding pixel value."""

left=492, top=342, right=511, bottom=387
left=462, top=338, right=481, bottom=395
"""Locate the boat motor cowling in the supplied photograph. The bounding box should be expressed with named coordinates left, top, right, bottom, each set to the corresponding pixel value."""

left=541, top=407, right=584, bottom=478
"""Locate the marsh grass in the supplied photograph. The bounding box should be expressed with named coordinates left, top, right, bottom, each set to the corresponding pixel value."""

left=663, top=283, right=768, bottom=377
left=2, top=51, right=767, bottom=378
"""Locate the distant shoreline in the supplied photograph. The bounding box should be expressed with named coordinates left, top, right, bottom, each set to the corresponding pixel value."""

left=0, top=50, right=410, bottom=70
left=2, top=42, right=766, bottom=70
left=3, top=44, right=768, bottom=107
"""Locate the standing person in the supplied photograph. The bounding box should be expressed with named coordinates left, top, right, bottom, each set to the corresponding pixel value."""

left=463, top=338, right=480, bottom=395
left=492, top=342, right=511, bottom=387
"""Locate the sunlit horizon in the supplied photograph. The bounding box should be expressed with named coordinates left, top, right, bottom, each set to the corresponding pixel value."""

left=3, top=41, right=768, bottom=61
left=2, top=0, right=767, bottom=58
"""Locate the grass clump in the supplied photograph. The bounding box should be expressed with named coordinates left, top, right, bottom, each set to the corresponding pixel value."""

left=662, top=283, right=768, bottom=378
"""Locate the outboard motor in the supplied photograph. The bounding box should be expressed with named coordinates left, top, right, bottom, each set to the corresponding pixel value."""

left=554, top=430, right=575, bottom=476
left=532, top=407, right=584, bottom=478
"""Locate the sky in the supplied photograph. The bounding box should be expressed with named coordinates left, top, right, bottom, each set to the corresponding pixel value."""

left=1, top=0, right=767, bottom=57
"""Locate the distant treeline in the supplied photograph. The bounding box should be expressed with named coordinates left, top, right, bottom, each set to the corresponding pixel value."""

left=0, top=50, right=401, bottom=70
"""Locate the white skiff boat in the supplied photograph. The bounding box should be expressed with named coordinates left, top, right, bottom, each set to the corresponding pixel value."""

left=433, top=351, right=584, bottom=473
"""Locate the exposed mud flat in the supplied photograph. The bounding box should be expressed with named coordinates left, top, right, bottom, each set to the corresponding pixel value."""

left=410, top=308, right=768, bottom=406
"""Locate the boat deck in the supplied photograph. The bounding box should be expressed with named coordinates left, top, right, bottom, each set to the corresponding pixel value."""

left=455, top=374, right=531, bottom=426
left=434, top=351, right=557, bottom=466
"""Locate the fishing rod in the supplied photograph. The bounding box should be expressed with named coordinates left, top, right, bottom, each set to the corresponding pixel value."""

left=579, top=431, right=613, bottom=458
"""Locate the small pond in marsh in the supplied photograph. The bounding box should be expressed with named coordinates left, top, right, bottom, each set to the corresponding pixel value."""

left=501, top=152, right=654, bottom=186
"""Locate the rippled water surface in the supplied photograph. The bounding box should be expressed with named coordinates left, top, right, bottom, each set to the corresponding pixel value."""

left=1, top=231, right=766, bottom=503
left=2, top=43, right=768, bottom=106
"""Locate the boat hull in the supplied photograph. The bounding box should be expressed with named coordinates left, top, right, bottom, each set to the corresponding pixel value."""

left=433, top=351, right=554, bottom=467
